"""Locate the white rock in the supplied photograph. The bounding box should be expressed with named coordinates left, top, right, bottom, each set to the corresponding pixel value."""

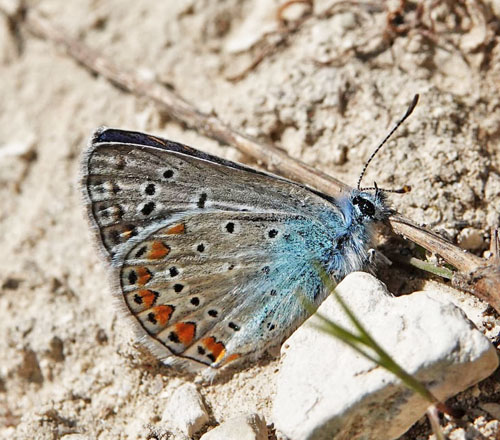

left=273, top=272, right=498, bottom=440
left=201, top=414, right=267, bottom=440
left=161, top=383, right=209, bottom=436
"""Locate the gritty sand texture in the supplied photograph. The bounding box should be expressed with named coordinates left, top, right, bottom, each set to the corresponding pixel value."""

left=1, top=1, right=500, bottom=439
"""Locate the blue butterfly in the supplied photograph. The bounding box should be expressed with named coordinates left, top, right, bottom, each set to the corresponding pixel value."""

left=81, top=124, right=397, bottom=373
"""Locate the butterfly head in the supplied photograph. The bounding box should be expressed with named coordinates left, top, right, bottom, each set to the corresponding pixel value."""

left=349, top=188, right=391, bottom=223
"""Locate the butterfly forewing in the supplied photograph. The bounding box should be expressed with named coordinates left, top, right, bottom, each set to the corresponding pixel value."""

left=82, top=129, right=331, bottom=261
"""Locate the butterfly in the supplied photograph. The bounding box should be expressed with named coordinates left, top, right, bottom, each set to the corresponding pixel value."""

left=81, top=127, right=393, bottom=375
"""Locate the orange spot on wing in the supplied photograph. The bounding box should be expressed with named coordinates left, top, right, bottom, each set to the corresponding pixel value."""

left=165, top=223, right=185, bottom=235
left=121, top=229, right=133, bottom=239
left=148, top=241, right=170, bottom=259
left=137, top=289, right=158, bottom=308
left=175, top=322, right=196, bottom=346
left=152, top=305, right=174, bottom=326
left=136, top=267, right=152, bottom=285
left=202, top=337, right=226, bottom=363
left=222, top=353, right=241, bottom=366
left=120, top=225, right=136, bottom=241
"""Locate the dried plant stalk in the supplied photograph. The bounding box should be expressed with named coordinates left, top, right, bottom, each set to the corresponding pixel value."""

left=21, top=10, right=500, bottom=312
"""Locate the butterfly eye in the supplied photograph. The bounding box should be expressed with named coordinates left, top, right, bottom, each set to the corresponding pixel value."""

left=352, top=196, right=375, bottom=218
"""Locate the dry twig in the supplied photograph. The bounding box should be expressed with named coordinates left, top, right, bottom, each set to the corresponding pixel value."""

left=20, top=9, right=500, bottom=312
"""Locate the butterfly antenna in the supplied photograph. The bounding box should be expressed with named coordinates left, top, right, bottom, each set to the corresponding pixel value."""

left=357, top=94, right=419, bottom=190
left=361, top=184, right=412, bottom=194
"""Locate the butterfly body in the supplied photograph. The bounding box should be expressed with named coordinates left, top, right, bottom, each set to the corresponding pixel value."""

left=81, top=128, right=390, bottom=372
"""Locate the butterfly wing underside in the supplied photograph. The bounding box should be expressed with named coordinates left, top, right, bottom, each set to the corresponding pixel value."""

left=82, top=128, right=344, bottom=370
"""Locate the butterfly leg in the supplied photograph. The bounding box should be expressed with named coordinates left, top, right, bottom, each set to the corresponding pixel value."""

left=366, top=248, right=392, bottom=267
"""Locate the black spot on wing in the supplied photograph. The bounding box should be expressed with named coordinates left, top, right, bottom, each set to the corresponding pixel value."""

left=163, top=169, right=174, bottom=179
left=141, top=202, right=155, bottom=216
left=197, top=193, right=207, bottom=208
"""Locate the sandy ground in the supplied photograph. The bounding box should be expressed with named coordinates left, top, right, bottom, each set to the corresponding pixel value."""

left=1, top=0, right=500, bottom=439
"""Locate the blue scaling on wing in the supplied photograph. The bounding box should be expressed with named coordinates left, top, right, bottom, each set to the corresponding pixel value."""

left=222, top=195, right=377, bottom=356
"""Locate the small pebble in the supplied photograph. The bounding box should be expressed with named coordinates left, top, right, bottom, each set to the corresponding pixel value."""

left=161, top=383, right=209, bottom=436
left=201, top=414, right=267, bottom=440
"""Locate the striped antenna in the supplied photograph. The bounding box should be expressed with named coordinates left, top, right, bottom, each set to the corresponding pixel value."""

left=357, top=94, right=419, bottom=190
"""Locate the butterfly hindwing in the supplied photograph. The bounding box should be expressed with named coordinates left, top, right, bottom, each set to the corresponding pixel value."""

left=117, top=211, right=335, bottom=368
